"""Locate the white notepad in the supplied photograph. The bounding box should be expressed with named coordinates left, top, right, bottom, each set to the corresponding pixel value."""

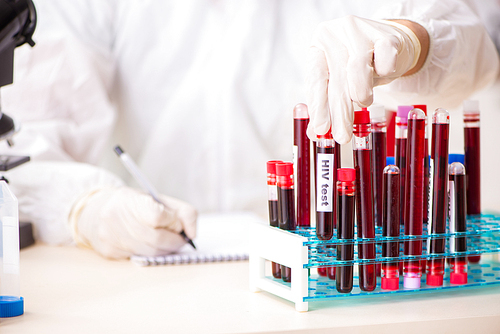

left=130, top=212, right=265, bottom=266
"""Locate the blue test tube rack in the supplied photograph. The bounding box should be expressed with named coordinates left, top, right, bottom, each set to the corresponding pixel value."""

left=249, top=214, right=500, bottom=312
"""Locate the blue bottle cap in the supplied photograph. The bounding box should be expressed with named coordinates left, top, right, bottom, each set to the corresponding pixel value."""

left=449, top=153, right=465, bottom=165
left=0, top=296, right=24, bottom=317
left=386, top=156, right=395, bottom=166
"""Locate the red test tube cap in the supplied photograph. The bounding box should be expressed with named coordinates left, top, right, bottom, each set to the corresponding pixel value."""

left=354, top=110, right=370, bottom=125
left=266, top=160, right=283, bottom=174
left=276, top=162, right=293, bottom=176
left=337, top=168, right=356, bottom=182
left=317, top=129, right=333, bottom=139
left=450, top=271, right=468, bottom=285
left=413, top=104, right=427, bottom=115
left=381, top=277, right=400, bottom=291
left=426, top=273, right=444, bottom=287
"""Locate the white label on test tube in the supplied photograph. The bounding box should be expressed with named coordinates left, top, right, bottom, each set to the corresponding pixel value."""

left=3, top=216, right=19, bottom=275
left=428, top=158, right=434, bottom=237
left=449, top=179, right=456, bottom=252
left=268, top=185, right=278, bottom=201
left=293, top=145, right=298, bottom=205
left=316, top=153, right=334, bottom=212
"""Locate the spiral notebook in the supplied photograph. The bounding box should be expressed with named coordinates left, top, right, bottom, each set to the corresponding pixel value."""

left=130, top=212, right=264, bottom=266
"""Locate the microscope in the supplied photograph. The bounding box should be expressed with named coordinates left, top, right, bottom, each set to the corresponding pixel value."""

left=0, top=0, right=36, bottom=249
left=0, top=0, right=36, bottom=144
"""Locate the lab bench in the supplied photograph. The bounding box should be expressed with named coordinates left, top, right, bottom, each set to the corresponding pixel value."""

left=2, top=241, right=500, bottom=333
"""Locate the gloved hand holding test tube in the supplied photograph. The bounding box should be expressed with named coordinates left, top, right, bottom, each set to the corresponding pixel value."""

left=306, top=17, right=426, bottom=144
left=114, top=146, right=196, bottom=250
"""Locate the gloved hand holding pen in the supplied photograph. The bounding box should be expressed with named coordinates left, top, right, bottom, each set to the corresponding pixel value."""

left=69, top=187, right=197, bottom=259
left=306, top=16, right=429, bottom=144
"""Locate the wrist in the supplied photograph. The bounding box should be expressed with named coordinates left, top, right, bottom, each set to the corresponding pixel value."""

left=68, top=187, right=108, bottom=248
left=387, top=19, right=430, bottom=76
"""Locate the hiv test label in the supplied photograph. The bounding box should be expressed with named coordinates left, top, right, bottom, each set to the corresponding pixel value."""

left=316, top=153, right=334, bottom=212
left=268, top=185, right=278, bottom=201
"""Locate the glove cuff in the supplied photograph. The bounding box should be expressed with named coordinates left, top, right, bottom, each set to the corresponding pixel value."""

left=68, top=187, right=106, bottom=249
left=382, top=20, right=422, bottom=72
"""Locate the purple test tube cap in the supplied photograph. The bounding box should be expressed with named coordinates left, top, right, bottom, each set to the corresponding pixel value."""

left=397, top=105, right=413, bottom=119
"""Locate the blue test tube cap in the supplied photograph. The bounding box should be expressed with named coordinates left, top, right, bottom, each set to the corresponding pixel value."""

left=0, top=296, right=24, bottom=317
left=386, top=156, right=395, bottom=166
left=449, top=154, right=465, bottom=165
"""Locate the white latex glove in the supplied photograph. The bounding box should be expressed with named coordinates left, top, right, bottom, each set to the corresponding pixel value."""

left=306, top=16, right=421, bottom=144
left=69, top=186, right=198, bottom=259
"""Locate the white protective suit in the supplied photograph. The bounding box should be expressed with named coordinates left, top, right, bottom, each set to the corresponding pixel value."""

left=1, top=0, right=499, bottom=251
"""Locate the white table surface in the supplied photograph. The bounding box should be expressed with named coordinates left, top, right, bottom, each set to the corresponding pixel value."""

left=2, top=243, right=500, bottom=334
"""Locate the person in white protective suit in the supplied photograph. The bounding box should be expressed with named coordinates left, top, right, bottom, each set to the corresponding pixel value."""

left=1, top=0, right=499, bottom=259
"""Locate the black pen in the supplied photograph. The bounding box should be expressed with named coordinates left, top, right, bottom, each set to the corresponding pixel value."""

left=114, top=145, right=196, bottom=249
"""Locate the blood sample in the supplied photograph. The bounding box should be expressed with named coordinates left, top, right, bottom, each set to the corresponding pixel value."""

left=267, top=160, right=283, bottom=279
left=294, top=103, right=311, bottom=227
left=276, top=162, right=296, bottom=282
left=403, top=108, right=426, bottom=289
left=353, top=109, right=376, bottom=292
left=463, top=100, right=481, bottom=215
left=313, top=142, right=329, bottom=277
left=336, top=168, right=356, bottom=293
left=369, top=104, right=387, bottom=228
left=427, top=108, right=450, bottom=287
left=414, top=105, right=429, bottom=274
left=463, top=100, right=481, bottom=263
left=327, top=265, right=336, bottom=280
left=414, top=104, right=430, bottom=227
left=317, top=267, right=327, bottom=277
left=448, top=162, right=468, bottom=284
left=446, top=154, right=464, bottom=266
left=395, top=106, right=411, bottom=225
left=316, top=130, right=340, bottom=240
left=315, top=130, right=340, bottom=278
left=381, top=165, right=400, bottom=290
left=370, top=104, right=386, bottom=277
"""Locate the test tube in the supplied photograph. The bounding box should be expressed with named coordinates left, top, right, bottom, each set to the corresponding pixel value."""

left=395, top=106, right=411, bottom=225
left=0, top=181, right=23, bottom=318
left=315, top=129, right=339, bottom=241
left=414, top=105, right=429, bottom=275
left=315, top=129, right=340, bottom=278
left=414, top=104, right=430, bottom=227
left=336, top=168, right=356, bottom=293
left=448, top=162, right=468, bottom=284
left=276, top=162, right=296, bottom=282
left=371, top=104, right=386, bottom=277
left=267, top=160, right=283, bottom=279
left=312, top=141, right=329, bottom=278
left=353, top=109, right=376, bottom=292
left=293, top=103, right=311, bottom=227
left=463, top=100, right=481, bottom=263
left=427, top=108, right=450, bottom=287
left=403, top=108, right=426, bottom=289
left=381, top=165, right=400, bottom=290
left=446, top=154, right=464, bottom=266
left=369, top=104, right=387, bottom=228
